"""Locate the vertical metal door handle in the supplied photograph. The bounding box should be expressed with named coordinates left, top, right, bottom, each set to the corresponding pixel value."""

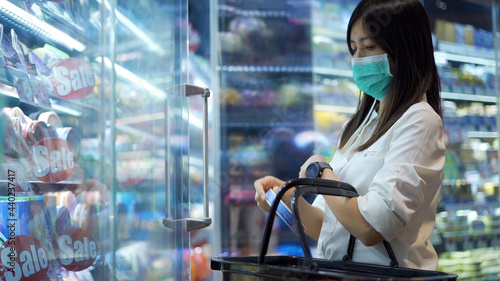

left=163, top=84, right=212, bottom=232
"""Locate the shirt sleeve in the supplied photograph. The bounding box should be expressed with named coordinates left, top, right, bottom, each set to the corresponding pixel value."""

left=312, top=194, right=326, bottom=210
left=357, top=105, right=446, bottom=241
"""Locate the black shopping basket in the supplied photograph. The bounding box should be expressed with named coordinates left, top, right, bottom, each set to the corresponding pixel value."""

left=211, top=178, right=458, bottom=280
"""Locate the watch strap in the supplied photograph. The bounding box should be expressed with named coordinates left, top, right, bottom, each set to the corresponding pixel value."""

left=317, top=162, right=332, bottom=170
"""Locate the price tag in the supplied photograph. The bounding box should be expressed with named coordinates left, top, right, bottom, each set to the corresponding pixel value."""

left=0, top=235, right=50, bottom=281
left=30, top=137, right=76, bottom=183
left=50, top=58, right=95, bottom=100
left=56, top=227, right=98, bottom=271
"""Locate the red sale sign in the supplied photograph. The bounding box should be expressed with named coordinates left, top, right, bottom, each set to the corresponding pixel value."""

left=30, top=137, right=76, bottom=183
left=1, top=235, right=50, bottom=281
left=56, top=227, right=98, bottom=271
left=50, top=58, right=95, bottom=100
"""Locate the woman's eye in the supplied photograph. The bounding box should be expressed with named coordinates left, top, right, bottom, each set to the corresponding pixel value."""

left=366, top=46, right=375, bottom=50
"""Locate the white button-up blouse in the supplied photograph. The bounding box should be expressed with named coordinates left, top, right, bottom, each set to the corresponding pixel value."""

left=313, top=101, right=446, bottom=270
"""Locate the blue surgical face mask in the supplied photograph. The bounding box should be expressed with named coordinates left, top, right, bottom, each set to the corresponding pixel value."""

left=351, top=53, right=393, bottom=101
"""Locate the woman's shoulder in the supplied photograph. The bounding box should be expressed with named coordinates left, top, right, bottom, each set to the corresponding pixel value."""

left=393, top=101, right=442, bottom=132
left=402, top=101, right=441, bottom=123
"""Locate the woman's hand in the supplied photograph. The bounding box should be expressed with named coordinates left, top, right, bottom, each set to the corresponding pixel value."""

left=254, top=175, right=285, bottom=212
left=299, top=155, right=327, bottom=178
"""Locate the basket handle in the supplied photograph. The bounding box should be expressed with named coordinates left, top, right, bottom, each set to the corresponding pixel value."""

left=258, top=178, right=399, bottom=269
left=342, top=235, right=399, bottom=267
left=258, top=178, right=359, bottom=268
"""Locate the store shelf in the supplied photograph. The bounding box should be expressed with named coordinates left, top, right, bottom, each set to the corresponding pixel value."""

left=0, top=1, right=88, bottom=52
left=442, top=229, right=500, bottom=239
left=217, top=65, right=354, bottom=79
left=436, top=41, right=495, bottom=62
left=467, top=131, right=498, bottom=139
left=435, top=51, right=495, bottom=66
left=219, top=5, right=291, bottom=18
left=218, top=65, right=313, bottom=73
left=223, top=121, right=313, bottom=128
left=314, top=104, right=356, bottom=114
left=441, top=91, right=497, bottom=103
left=312, top=26, right=346, bottom=41
left=224, top=106, right=314, bottom=128
left=313, top=67, right=352, bottom=78
left=0, top=82, right=94, bottom=117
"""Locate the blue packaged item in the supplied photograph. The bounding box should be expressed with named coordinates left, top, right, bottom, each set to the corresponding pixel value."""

left=56, top=206, right=71, bottom=234
left=16, top=198, right=31, bottom=236
left=29, top=51, right=51, bottom=76
left=28, top=195, right=46, bottom=243
left=1, top=36, right=21, bottom=66
left=265, top=189, right=299, bottom=235
left=454, top=23, right=465, bottom=44
left=0, top=197, right=30, bottom=239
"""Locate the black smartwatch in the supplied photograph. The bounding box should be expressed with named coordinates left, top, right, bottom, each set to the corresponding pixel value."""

left=306, top=162, right=332, bottom=179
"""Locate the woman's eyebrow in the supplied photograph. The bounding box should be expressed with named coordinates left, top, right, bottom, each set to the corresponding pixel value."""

left=350, top=36, right=371, bottom=44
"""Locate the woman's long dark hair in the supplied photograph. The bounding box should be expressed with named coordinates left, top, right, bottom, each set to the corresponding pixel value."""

left=340, top=0, right=441, bottom=151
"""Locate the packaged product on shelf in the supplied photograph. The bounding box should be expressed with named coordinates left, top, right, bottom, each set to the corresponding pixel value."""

left=444, top=21, right=456, bottom=42
left=30, top=77, right=53, bottom=109
left=56, top=127, right=81, bottom=156
left=38, top=111, right=63, bottom=129
left=56, top=205, right=72, bottom=234
left=42, top=201, right=57, bottom=242
left=57, top=191, right=76, bottom=213
left=454, top=23, right=465, bottom=44
left=0, top=24, right=3, bottom=56
left=10, top=29, right=27, bottom=67
left=32, top=47, right=63, bottom=71
left=9, top=118, right=32, bottom=158
left=2, top=107, right=27, bottom=121
left=277, top=83, right=301, bottom=107
left=72, top=202, right=87, bottom=228
left=38, top=0, right=84, bottom=34
left=0, top=24, right=7, bottom=81
left=28, top=195, right=46, bottom=243
left=14, top=72, right=37, bottom=105
left=84, top=203, right=99, bottom=238
left=44, top=192, right=58, bottom=208
left=464, top=24, right=475, bottom=45
left=1, top=159, right=32, bottom=194
left=23, top=2, right=45, bottom=20
left=21, top=120, right=51, bottom=146
left=1, top=112, right=19, bottom=158
left=474, top=28, right=493, bottom=49
left=1, top=32, right=23, bottom=68
left=218, top=32, right=243, bottom=52
left=0, top=56, right=9, bottom=84
left=28, top=51, right=52, bottom=76
left=0, top=230, right=6, bottom=244
left=0, top=196, right=30, bottom=237
left=44, top=205, right=59, bottom=238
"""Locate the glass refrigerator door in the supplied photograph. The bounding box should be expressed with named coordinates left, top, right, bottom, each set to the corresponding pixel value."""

left=214, top=0, right=317, bottom=257
left=423, top=1, right=500, bottom=278
left=0, top=1, right=209, bottom=281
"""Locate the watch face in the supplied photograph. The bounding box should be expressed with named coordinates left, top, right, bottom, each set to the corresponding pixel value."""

left=306, top=163, right=319, bottom=178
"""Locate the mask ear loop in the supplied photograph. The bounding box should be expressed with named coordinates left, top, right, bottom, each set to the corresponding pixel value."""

left=339, top=100, right=377, bottom=154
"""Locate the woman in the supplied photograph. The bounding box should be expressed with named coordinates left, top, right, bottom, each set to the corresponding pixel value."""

left=254, top=0, right=445, bottom=270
